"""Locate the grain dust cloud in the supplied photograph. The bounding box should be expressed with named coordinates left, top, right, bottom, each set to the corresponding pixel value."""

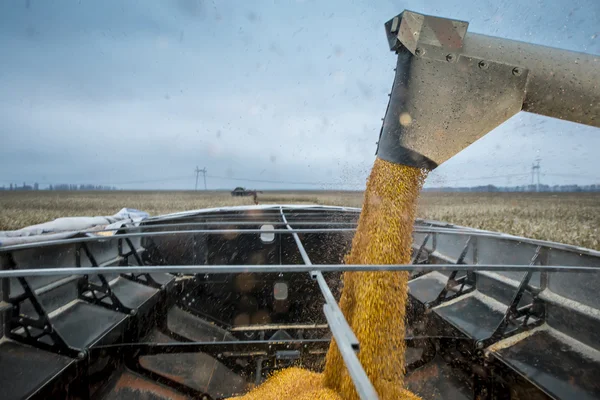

left=231, top=158, right=427, bottom=400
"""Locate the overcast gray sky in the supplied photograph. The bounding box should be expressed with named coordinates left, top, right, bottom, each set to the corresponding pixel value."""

left=1, top=0, right=598, bottom=190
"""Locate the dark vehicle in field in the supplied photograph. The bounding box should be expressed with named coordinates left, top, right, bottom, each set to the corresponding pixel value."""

left=231, top=187, right=251, bottom=197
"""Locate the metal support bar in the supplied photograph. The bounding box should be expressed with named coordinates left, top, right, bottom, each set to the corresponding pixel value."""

left=279, top=209, right=314, bottom=266
left=480, top=247, right=544, bottom=347
left=323, top=304, right=379, bottom=400
left=149, top=210, right=357, bottom=220
left=119, top=238, right=162, bottom=288
left=428, top=237, right=475, bottom=308
left=78, top=243, right=132, bottom=314
left=3, top=252, right=76, bottom=356
left=125, top=238, right=145, bottom=267
left=318, top=277, right=359, bottom=351
left=0, top=228, right=355, bottom=252
left=411, top=233, right=431, bottom=264
left=35, top=275, right=79, bottom=296
left=110, top=220, right=359, bottom=233
left=90, top=339, right=331, bottom=357
left=230, top=323, right=329, bottom=332
left=0, top=263, right=597, bottom=279
left=2, top=225, right=598, bottom=260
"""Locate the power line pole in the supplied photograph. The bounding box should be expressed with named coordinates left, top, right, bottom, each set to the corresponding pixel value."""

left=194, top=166, right=207, bottom=191
left=537, top=159, right=541, bottom=192
left=531, top=158, right=541, bottom=192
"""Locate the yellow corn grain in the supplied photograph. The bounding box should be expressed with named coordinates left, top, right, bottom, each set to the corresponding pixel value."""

left=323, top=158, right=426, bottom=400
left=228, top=367, right=343, bottom=400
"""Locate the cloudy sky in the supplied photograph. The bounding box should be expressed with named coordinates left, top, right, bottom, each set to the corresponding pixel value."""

left=1, top=0, right=598, bottom=190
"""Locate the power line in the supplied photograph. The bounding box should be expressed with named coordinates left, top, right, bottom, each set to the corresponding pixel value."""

left=542, top=172, right=600, bottom=180
left=428, top=173, right=530, bottom=183
left=3, top=171, right=596, bottom=189
left=104, top=176, right=192, bottom=185
left=429, top=172, right=600, bottom=186
left=205, top=174, right=362, bottom=187
left=0, top=174, right=363, bottom=188
left=0, top=176, right=193, bottom=186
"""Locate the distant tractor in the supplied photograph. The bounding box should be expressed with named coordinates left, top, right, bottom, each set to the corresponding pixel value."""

left=231, top=187, right=261, bottom=204
left=231, top=187, right=252, bottom=197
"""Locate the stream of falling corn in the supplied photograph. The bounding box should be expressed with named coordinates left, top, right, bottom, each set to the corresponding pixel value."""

left=230, top=158, right=427, bottom=400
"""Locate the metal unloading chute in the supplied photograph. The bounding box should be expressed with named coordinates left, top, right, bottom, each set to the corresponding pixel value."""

left=376, top=10, right=599, bottom=169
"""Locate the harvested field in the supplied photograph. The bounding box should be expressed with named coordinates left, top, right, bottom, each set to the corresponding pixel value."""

left=417, top=192, right=600, bottom=251
left=0, top=191, right=598, bottom=250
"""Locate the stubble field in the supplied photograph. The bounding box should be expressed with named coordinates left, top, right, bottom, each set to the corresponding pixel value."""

left=0, top=190, right=598, bottom=250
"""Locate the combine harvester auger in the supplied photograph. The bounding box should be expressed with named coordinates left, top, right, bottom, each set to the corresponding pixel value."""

left=1, top=10, right=599, bottom=400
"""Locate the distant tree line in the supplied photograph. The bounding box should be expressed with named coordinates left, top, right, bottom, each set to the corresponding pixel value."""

left=0, top=183, right=117, bottom=191
left=424, top=184, right=600, bottom=193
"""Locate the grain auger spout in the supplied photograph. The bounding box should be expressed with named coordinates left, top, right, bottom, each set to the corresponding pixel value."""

left=376, top=10, right=600, bottom=170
